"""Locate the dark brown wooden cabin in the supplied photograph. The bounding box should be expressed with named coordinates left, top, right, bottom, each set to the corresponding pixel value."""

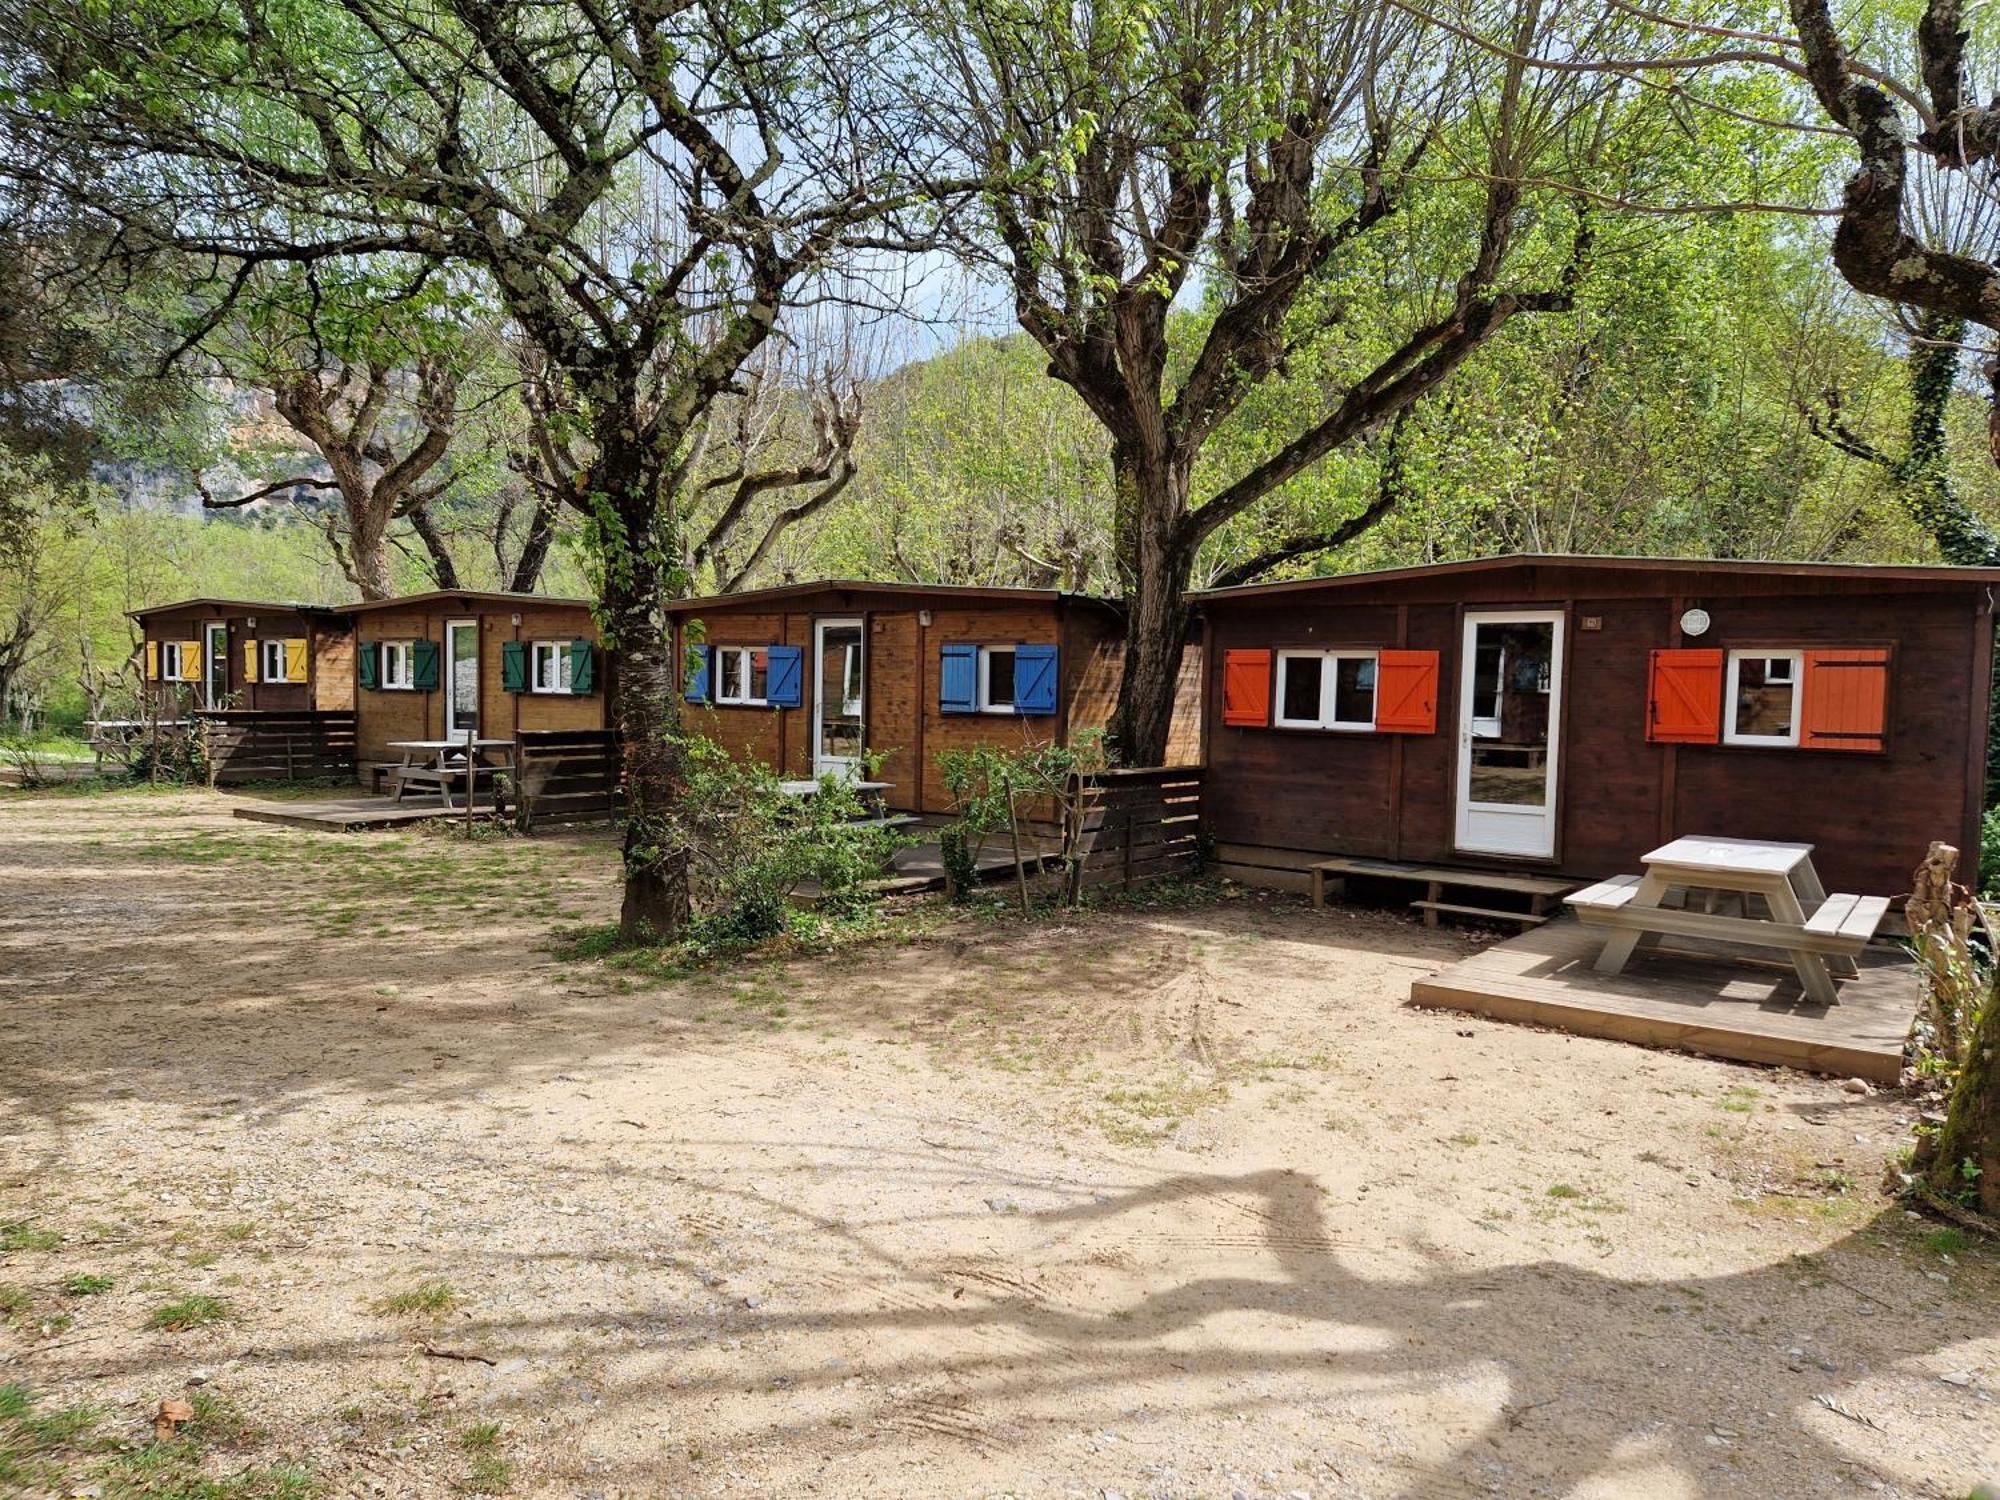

left=1196, top=556, right=1999, bottom=899
left=345, top=590, right=610, bottom=766
left=663, top=580, right=1204, bottom=816
left=131, top=598, right=354, bottom=715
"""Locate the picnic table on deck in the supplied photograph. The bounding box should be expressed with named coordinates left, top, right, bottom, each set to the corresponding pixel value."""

left=387, top=737, right=516, bottom=812
left=1568, top=836, right=1888, bottom=1006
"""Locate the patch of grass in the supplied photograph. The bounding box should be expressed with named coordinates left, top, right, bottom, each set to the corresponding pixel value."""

left=464, top=1453, right=514, bottom=1493
left=1923, top=1226, right=1973, bottom=1257
left=372, top=1280, right=458, bottom=1317
left=457, top=1422, right=502, bottom=1449
left=145, top=1294, right=229, bottom=1332
left=62, top=1273, right=114, bottom=1297
left=1719, top=1085, right=1761, bottom=1114
left=1449, top=1133, right=1481, bottom=1148
left=1090, top=1071, right=1229, bottom=1146
left=0, top=1220, right=60, bottom=1252
left=0, top=1383, right=103, bottom=1491
left=0, top=1284, right=29, bottom=1321
left=1546, top=1182, right=1583, bottom=1199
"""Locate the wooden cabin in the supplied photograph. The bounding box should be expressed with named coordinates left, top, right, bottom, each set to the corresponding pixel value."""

left=663, top=581, right=1203, bottom=815
left=344, top=590, right=610, bottom=766
left=1196, top=556, right=1999, bottom=898
left=131, top=598, right=354, bottom=715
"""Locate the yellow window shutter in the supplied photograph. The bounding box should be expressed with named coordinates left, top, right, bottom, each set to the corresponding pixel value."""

left=181, top=642, right=201, bottom=681
left=243, top=638, right=259, bottom=683
left=145, top=641, right=159, bottom=681
left=285, top=639, right=308, bottom=682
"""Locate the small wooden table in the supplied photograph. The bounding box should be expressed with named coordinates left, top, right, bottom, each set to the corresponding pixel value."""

left=388, top=738, right=516, bottom=812
left=1580, top=836, right=1863, bottom=1005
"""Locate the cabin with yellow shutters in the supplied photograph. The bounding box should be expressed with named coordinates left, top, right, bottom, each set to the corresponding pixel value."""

left=130, top=598, right=355, bottom=717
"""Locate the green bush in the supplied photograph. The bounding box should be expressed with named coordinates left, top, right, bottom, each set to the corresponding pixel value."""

left=672, top=735, right=908, bottom=947
left=934, top=731, right=1106, bottom=906
left=1980, top=806, right=2000, bottom=897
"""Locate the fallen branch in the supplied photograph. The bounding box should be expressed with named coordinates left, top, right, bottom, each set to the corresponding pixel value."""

left=420, top=1343, right=497, bottom=1366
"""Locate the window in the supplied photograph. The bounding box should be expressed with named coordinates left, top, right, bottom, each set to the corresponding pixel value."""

left=260, top=639, right=288, bottom=682
left=1724, top=650, right=1801, bottom=746
left=1274, top=650, right=1378, bottom=731
left=714, top=646, right=769, bottom=705
left=530, top=640, right=574, bottom=695
left=380, top=641, right=414, bottom=691
left=978, top=646, right=1017, bottom=712
left=159, top=642, right=186, bottom=681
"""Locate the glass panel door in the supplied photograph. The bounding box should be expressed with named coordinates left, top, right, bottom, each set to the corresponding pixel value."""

left=205, top=624, right=230, bottom=709
left=1454, top=612, right=1563, bottom=858
left=814, top=619, right=864, bottom=779
left=445, top=619, right=479, bottom=736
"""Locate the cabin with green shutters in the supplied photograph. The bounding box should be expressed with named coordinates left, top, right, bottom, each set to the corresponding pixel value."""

left=664, top=580, right=1205, bottom=815
left=346, top=590, right=609, bottom=767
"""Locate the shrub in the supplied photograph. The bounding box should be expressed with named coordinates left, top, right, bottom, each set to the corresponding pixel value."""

left=935, top=732, right=1107, bottom=906
left=671, top=735, right=909, bottom=947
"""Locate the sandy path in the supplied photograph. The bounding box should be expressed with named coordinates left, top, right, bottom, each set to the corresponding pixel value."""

left=1, top=788, right=1995, bottom=1499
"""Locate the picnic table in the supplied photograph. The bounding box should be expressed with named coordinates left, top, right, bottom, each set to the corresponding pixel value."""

left=387, top=736, right=516, bottom=812
left=1568, top=836, right=1888, bottom=1006
left=780, top=777, right=892, bottom=811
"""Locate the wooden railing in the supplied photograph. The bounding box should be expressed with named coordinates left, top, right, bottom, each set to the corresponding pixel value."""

left=515, top=729, right=622, bottom=829
left=1068, top=765, right=1205, bottom=893
left=198, top=710, right=356, bottom=785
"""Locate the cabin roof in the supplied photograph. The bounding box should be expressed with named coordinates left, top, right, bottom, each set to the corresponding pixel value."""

left=1193, top=553, right=2000, bottom=601
left=661, top=579, right=1117, bottom=612
left=340, top=589, right=594, bottom=615
left=127, top=597, right=348, bottom=621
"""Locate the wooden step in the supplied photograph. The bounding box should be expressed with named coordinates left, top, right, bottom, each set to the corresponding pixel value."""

left=1310, top=855, right=1576, bottom=897
left=1411, top=900, right=1548, bottom=928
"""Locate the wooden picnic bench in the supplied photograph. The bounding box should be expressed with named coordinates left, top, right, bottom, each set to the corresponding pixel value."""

left=1309, top=855, right=1578, bottom=929
left=387, top=737, right=516, bottom=813
left=1568, top=837, right=1888, bottom=1006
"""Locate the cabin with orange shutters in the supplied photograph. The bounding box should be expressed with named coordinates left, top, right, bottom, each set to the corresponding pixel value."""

left=1194, top=556, right=1999, bottom=899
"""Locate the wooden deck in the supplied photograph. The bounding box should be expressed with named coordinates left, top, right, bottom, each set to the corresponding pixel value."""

left=1410, top=918, right=1916, bottom=1083
left=230, top=793, right=468, bottom=831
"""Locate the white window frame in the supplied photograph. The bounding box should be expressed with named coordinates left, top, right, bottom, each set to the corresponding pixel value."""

left=977, top=645, right=1019, bottom=714
left=379, top=641, right=414, bottom=691
left=712, top=645, right=768, bottom=706
left=530, top=640, right=575, bottom=695
left=260, top=638, right=288, bottom=683
left=1723, top=649, right=1803, bottom=747
left=160, top=642, right=186, bottom=681
left=1273, top=649, right=1379, bottom=732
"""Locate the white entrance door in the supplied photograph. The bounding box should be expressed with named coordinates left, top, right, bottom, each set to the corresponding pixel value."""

left=204, top=623, right=229, bottom=709
left=1455, top=610, right=1564, bottom=859
left=444, top=618, right=479, bottom=736
left=813, top=618, right=865, bottom=780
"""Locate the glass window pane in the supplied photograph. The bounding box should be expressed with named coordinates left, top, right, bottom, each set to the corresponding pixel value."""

left=1334, top=656, right=1376, bottom=725
left=1280, top=657, right=1322, bottom=722
left=1734, top=657, right=1795, bottom=737
left=986, top=648, right=1016, bottom=706
left=750, top=649, right=769, bottom=701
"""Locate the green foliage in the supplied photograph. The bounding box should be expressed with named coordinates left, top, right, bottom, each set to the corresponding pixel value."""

left=1980, top=806, right=2000, bottom=898
left=672, top=734, right=908, bottom=947
left=61, top=1273, right=113, bottom=1297
left=935, top=731, right=1107, bottom=905
left=0, top=1221, right=59, bottom=1252
left=145, top=1294, right=228, bottom=1332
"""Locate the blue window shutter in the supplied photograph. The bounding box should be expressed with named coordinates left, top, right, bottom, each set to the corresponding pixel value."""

left=939, top=643, right=977, bottom=714
left=766, top=644, right=803, bottom=707
left=684, top=644, right=712, bottom=703
left=1015, top=644, right=1059, bottom=715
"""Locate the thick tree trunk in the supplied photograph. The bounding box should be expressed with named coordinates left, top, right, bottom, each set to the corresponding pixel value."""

left=1925, top=986, right=2000, bottom=1215
left=1108, top=448, right=1193, bottom=766
left=407, top=502, right=461, bottom=590
left=346, top=504, right=396, bottom=602
left=592, top=436, right=689, bottom=942
left=507, top=490, right=562, bottom=593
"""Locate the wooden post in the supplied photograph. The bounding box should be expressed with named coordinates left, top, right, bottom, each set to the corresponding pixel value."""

left=465, top=726, right=476, bottom=837
left=1003, top=771, right=1031, bottom=916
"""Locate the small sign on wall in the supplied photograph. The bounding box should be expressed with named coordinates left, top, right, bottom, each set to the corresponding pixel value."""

left=1579, top=615, right=1603, bottom=632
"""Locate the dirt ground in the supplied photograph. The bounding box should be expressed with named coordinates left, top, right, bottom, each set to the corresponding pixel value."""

left=2, top=787, right=1997, bottom=1500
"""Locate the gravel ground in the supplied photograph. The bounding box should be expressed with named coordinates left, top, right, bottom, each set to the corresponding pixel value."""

left=1, top=787, right=1996, bottom=1500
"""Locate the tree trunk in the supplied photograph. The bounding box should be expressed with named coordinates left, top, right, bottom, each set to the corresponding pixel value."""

left=1899, top=312, right=2000, bottom=567
left=407, top=502, right=461, bottom=590
left=592, top=436, right=690, bottom=942
left=507, top=489, right=562, bottom=594
left=346, top=506, right=396, bottom=601
left=1108, top=449, right=1193, bottom=766
left=1925, top=983, right=2000, bottom=1215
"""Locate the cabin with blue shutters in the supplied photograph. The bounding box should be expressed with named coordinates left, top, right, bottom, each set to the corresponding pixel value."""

left=665, top=580, right=1204, bottom=815
left=1195, top=555, right=2000, bottom=899
left=346, top=590, right=609, bottom=767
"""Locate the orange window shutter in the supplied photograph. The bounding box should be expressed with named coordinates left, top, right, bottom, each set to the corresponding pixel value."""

left=1800, top=648, right=1889, bottom=751
left=1221, top=649, right=1272, bottom=727
left=1646, top=649, right=1722, bottom=743
left=1374, top=650, right=1439, bottom=734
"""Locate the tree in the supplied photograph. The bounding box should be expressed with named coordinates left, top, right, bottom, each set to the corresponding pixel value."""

left=918, top=0, right=1638, bottom=761
left=0, top=455, right=93, bottom=730
left=2, top=0, right=946, bottom=937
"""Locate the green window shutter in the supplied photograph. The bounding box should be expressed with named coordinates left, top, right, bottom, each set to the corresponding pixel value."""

left=411, top=640, right=440, bottom=691
left=570, top=639, right=596, bottom=693
left=357, top=644, right=378, bottom=691
left=501, top=641, right=527, bottom=694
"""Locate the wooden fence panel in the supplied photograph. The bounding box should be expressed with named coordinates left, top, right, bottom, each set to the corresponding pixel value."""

left=198, top=711, right=357, bottom=784
left=516, top=729, right=623, bottom=829
left=1068, top=766, right=1205, bottom=892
